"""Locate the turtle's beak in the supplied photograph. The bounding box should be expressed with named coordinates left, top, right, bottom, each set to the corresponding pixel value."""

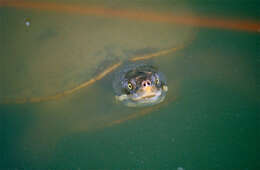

left=131, top=79, right=164, bottom=101
left=140, top=86, right=157, bottom=99
left=140, top=80, right=155, bottom=94
left=143, top=86, right=153, bottom=93
left=136, top=80, right=157, bottom=99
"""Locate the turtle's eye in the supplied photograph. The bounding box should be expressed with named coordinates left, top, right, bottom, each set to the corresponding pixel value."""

left=155, top=78, right=160, bottom=85
left=128, top=83, right=133, bottom=90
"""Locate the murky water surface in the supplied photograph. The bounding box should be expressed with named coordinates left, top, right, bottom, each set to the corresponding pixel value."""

left=0, top=0, right=259, bottom=169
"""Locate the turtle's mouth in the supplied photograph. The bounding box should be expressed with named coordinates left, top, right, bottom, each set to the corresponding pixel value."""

left=141, top=94, right=156, bottom=99
left=131, top=86, right=162, bottom=102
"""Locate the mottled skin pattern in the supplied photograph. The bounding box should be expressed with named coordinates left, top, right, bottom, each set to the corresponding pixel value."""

left=113, top=64, right=168, bottom=107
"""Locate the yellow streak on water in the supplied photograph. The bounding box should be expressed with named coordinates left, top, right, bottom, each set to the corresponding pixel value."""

left=130, top=47, right=182, bottom=62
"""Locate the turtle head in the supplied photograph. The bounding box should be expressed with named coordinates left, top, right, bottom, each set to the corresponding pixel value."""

left=114, top=64, right=168, bottom=107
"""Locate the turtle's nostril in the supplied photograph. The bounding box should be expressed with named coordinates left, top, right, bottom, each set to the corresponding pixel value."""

left=142, top=80, right=151, bottom=87
left=146, top=80, right=152, bottom=86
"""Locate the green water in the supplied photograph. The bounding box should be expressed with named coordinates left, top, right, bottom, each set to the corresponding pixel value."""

left=1, top=0, right=259, bottom=169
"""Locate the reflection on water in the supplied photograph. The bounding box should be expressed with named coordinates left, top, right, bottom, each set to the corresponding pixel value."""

left=1, top=0, right=259, bottom=169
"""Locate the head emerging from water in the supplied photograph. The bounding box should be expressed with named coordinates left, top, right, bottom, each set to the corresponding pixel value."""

left=113, top=64, right=168, bottom=107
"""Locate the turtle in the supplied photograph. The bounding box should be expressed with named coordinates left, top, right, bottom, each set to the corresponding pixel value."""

left=113, top=63, right=168, bottom=107
left=0, top=1, right=196, bottom=163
